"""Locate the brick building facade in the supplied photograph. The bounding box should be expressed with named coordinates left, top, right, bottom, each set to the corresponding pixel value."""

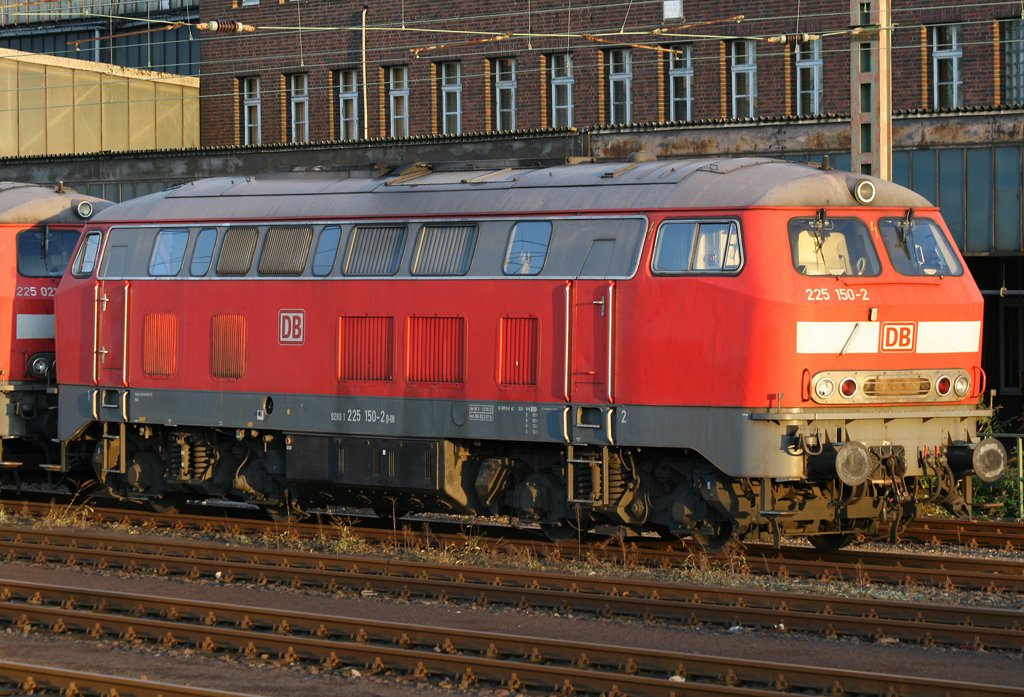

left=198, top=0, right=1024, bottom=146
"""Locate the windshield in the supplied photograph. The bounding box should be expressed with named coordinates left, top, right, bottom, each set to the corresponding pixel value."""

left=878, top=216, right=963, bottom=276
left=17, top=228, right=81, bottom=278
left=788, top=216, right=881, bottom=276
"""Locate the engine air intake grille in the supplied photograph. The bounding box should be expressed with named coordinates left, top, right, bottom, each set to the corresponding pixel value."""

left=338, top=315, right=393, bottom=381
left=211, top=313, right=247, bottom=379
left=408, top=316, right=464, bottom=384
left=862, top=376, right=930, bottom=397
left=499, top=316, right=538, bottom=386
left=143, top=312, right=177, bottom=377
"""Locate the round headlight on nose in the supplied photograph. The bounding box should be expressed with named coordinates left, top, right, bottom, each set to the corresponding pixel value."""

left=814, top=377, right=835, bottom=400
left=27, top=352, right=54, bottom=380
left=953, top=375, right=971, bottom=397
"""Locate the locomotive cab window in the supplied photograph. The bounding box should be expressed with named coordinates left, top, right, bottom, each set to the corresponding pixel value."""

left=149, top=229, right=189, bottom=277
left=72, top=231, right=102, bottom=278
left=878, top=216, right=963, bottom=277
left=17, top=227, right=80, bottom=277
left=190, top=228, right=218, bottom=276
left=504, top=221, right=552, bottom=275
left=789, top=217, right=880, bottom=276
left=652, top=220, right=742, bottom=274
left=412, top=224, right=478, bottom=275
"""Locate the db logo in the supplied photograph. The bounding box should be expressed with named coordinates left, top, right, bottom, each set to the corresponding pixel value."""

left=279, top=310, right=305, bottom=345
left=880, top=322, right=916, bottom=352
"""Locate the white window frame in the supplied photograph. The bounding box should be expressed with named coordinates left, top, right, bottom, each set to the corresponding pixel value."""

left=932, top=24, right=963, bottom=109
left=288, top=73, right=309, bottom=143
left=549, top=53, right=574, bottom=128
left=608, top=48, right=632, bottom=124
left=388, top=66, right=409, bottom=138
left=795, top=38, right=823, bottom=116
left=730, top=40, right=757, bottom=119
left=439, top=62, right=462, bottom=134
left=241, top=76, right=261, bottom=145
left=337, top=69, right=359, bottom=141
left=666, top=44, right=692, bottom=121
left=1005, top=20, right=1024, bottom=104
left=494, top=57, right=516, bottom=131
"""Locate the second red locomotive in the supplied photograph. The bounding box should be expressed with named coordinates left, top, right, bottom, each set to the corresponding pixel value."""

left=52, top=157, right=1004, bottom=548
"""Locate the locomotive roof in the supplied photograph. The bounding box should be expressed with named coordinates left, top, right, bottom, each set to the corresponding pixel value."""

left=97, top=157, right=933, bottom=222
left=0, top=182, right=110, bottom=225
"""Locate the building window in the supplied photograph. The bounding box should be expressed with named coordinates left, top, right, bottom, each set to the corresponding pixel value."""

left=241, top=77, right=260, bottom=145
left=666, top=44, right=692, bottom=122
left=1005, top=20, right=1024, bottom=104
left=439, top=62, right=462, bottom=134
left=607, top=48, right=632, bottom=124
left=288, top=73, right=309, bottom=142
left=932, top=24, right=962, bottom=109
left=494, top=57, right=516, bottom=131
left=337, top=69, right=359, bottom=140
left=795, top=38, right=823, bottom=116
left=549, top=53, right=574, bottom=128
left=731, top=40, right=757, bottom=119
left=388, top=66, right=409, bottom=138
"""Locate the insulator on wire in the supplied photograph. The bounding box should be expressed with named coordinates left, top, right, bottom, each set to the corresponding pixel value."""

left=195, top=20, right=255, bottom=34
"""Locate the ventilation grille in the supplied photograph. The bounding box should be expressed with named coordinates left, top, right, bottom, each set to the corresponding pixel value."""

left=408, top=316, right=464, bottom=383
left=499, top=316, right=538, bottom=386
left=143, top=312, right=177, bottom=377
left=862, top=376, right=930, bottom=397
left=338, top=315, right=393, bottom=381
left=217, top=226, right=259, bottom=275
left=259, top=225, right=313, bottom=275
left=412, top=224, right=477, bottom=275
left=345, top=226, right=406, bottom=275
left=211, top=313, right=247, bottom=379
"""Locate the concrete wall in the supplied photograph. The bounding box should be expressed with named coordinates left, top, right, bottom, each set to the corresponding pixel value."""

left=0, top=48, right=199, bottom=157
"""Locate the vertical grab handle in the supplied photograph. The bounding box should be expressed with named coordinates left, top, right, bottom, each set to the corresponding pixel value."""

left=563, top=281, right=571, bottom=402
left=122, top=281, right=130, bottom=387
left=606, top=281, right=615, bottom=403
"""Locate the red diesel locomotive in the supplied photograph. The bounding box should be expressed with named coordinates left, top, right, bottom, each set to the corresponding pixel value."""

left=0, top=182, right=109, bottom=472
left=52, top=157, right=1005, bottom=548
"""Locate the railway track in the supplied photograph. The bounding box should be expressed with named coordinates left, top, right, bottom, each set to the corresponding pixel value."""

left=0, top=659, right=257, bottom=697
left=1, top=578, right=1021, bottom=697
left=1, top=524, right=1021, bottom=652
left=898, top=517, right=1024, bottom=550
left=3, top=499, right=1020, bottom=593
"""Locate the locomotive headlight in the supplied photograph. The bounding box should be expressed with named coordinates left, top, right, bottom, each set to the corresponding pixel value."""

left=73, top=199, right=94, bottom=219
left=814, top=377, right=835, bottom=399
left=839, top=377, right=858, bottom=398
left=936, top=375, right=952, bottom=397
left=953, top=375, right=971, bottom=397
left=27, top=352, right=54, bottom=380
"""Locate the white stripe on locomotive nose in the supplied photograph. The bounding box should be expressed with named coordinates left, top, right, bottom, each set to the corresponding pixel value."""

left=916, top=321, right=981, bottom=354
left=16, top=314, right=55, bottom=340
left=796, top=321, right=980, bottom=354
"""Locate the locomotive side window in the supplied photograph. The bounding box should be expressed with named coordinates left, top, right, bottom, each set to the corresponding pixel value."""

left=190, top=228, right=218, bottom=276
left=71, top=231, right=102, bottom=278
left=216, top=226, right=259, bottom=276
left=652, top=220, right=742, bottom=274
left=503, top=221, right=552, bottom=275
left=789, top=217, right=880, bottom=276
left=878, top=217, right=964, bottom=277
left=312, top=225, right=342, bottom=276
left=258, top=225, right=313, bottom=276
left=149, top=229, right=189, bottom=277
left=412, top=224, right=478, bottom=275
left=345, top=225, right=406, bottom=276
left=17, top=228, right=80, bottom=277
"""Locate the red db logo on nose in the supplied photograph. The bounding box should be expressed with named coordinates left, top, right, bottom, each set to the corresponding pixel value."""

left=880, top=322, right=916, bottom=352
left=279, top=310, right=305, bottom=345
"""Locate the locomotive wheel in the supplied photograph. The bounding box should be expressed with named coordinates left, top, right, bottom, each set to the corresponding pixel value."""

left=807, top=533, right=856, bottom=553
left=690, top=521, right=737, bottom=553
left=540, top=520, right=576, bottom=542
left=147, top=495, right=182, bottom=515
